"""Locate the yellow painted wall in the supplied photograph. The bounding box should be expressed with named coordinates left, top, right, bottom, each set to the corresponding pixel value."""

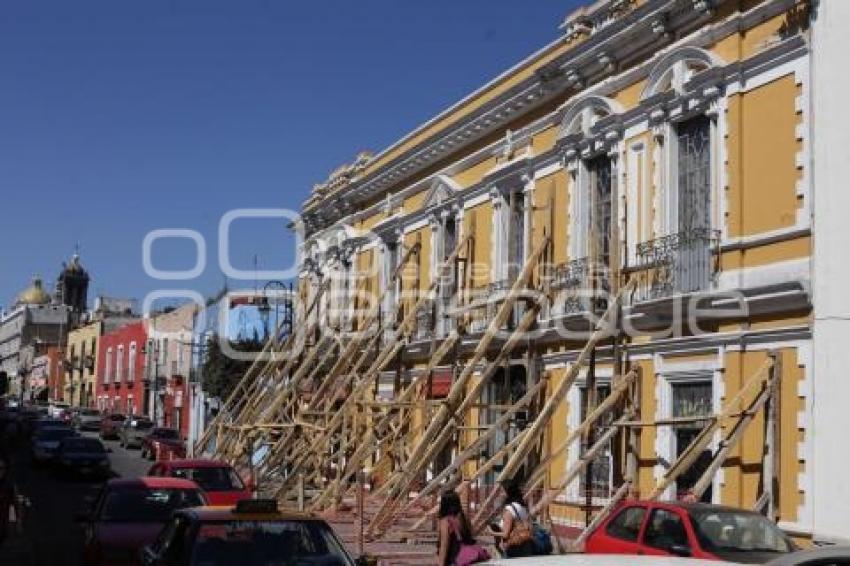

left=453, top=156, right=498, bottom=189
left=65, top=321, right=101, bottom=407
left=462, top=202, right=493, bottom=290
left=720, top=348, right=804, bottom=523
left=403, top=191, right=427, bottom=215
left=726, top=75, right=801, bottom=237
left=531, top=126, right=558, bottom=157
left=400, top=228, right=430, bottom=317
left=532, top=169, right=569, bottom=267
left=353, top=248, right=378, bottom=329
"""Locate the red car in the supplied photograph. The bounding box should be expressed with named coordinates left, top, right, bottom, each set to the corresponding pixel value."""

left=584, top=500, right=796, bottom=563
left=140, top=427, right=185, bottom=461
left=99, top=413, right=126, bottom=440
left=79, top=476, right=207, bottom=565
left=147, top=459, right=252, bottom=506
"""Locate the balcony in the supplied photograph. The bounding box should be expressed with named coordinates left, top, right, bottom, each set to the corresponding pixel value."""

left=631, top=228, right=720, bottom=302
left=550, top=258, right=610, bottom=318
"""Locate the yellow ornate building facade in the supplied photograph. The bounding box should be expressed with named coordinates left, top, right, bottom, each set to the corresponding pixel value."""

left=293, top=0, right=835, bottom=543
left=64, top=320, right=100, bottom=407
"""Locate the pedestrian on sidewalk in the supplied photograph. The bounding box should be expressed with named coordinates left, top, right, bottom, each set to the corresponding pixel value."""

left=488, top=479, right=537, bottom=558
left=437, top=490, right=488, bottom=566
left=0, top=453, right=14, bottom=546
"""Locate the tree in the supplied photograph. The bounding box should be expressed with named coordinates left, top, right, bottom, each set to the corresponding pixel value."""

left=201, top=334, right=263, bottom=400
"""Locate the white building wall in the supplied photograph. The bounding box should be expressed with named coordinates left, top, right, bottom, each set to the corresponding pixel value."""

left=811, top=0, right=850, bottom=544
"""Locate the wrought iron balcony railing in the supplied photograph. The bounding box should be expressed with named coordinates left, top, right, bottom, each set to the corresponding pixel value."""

left=550, top=258, right=610, bottom=316
left=631, top=228, right=720, bottom=302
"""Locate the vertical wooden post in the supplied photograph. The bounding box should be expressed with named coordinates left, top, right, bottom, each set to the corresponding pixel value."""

left=297, top=473, right=305, bottom=511
left=765, top=350, right=782, bottom=521
left=584, top=348, right=597, bottom=527
left=357, top=471, right=365, bottom=557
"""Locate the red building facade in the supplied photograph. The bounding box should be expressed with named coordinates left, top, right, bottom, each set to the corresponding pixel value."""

left=95, top=321, right=147, bottom=415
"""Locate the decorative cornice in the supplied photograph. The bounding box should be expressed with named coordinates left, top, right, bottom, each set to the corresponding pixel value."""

left=302, top=0, right=716, bottom=235
left=303, top=0, right=807, bottom=239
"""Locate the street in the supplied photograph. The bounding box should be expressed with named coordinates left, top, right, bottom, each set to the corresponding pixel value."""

left=2, top=431, right=152, bottom=566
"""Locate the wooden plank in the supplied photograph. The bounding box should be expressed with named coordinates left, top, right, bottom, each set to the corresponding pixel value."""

left=649, top=358, right=774, bottom=500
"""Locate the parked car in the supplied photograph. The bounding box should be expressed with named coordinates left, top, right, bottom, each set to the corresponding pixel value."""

left=118, top=417, right=154, bottom=449
left=74, top=408, right=104, bottom=431
left=100, top=413, right=127, bottom=440
left=140, top=427, right=185, bottom=461
left=147, top=459, right=252, bottom=505
left=30, top=417, right=71, bottom=436
left=79, top=477, right=207, bottom=566
left=584, top=501, right=796, bottom=564
left=482, top=557, right=734, bottom=565
left=141, top=499, right=357, bottom=566
left=56, top=436, right=111, bottom=479
left=31, top=426, right=78, bottom=464
left=48, top=401, right=70, bottom=419
left=766, top=546, right=850, bottom=564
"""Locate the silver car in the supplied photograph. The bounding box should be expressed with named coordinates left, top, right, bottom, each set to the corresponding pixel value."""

left=73, top=408, right=103, bottom=431
left=117, top=417, right=154, bottom=449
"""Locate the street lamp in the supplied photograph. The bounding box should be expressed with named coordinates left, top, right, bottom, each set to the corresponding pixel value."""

left=261, top=280, right=292, bottom=343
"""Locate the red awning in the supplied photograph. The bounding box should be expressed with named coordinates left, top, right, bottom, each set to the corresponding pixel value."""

left=427, top=369, right=453, bottom=399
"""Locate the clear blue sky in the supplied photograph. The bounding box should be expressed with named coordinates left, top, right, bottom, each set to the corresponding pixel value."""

left=0, top=0, right=577, bottom=311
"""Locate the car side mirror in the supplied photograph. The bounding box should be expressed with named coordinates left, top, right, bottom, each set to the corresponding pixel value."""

left=668, top=544, right=691, bottom=557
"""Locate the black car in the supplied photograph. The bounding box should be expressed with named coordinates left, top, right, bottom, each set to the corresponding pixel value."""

left=56, top=436, right=111, bottom=479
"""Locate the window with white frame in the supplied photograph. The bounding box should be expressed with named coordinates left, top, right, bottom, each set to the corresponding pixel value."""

left=578, top=383, right=614, bottom=499
left=105, top=347, right=113, bottom=384
left=116, top=345, right=124, bottom=383
left=670, top=380, right=713, bottom=502
left=128, top=342, right=137, bottom=382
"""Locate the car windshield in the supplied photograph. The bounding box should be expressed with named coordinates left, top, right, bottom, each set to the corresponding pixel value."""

left=62, top=438, right=105, bottom=453
left=100, top=487, right=205, bottom=523
left=689, top=509, right=794, bottom=553
left=81, top=410, right=100, bottom=417
left=109, top=415, right=126, bottom=422
left=190, top=520, right=353, bottom=566
left=172, top=467, right=244, bottom=492
left=130, top=420, right=154, bottom=430
left=152, top=428, right=179, bottom=439
left=37, top=428, right=76, bottom=441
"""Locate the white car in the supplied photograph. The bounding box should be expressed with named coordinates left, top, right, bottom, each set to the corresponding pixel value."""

left=766, top=545, right=850, bottom=564
left=48, top=402, right=70, bottom=419
left=482, top=556, right=734, bottom=565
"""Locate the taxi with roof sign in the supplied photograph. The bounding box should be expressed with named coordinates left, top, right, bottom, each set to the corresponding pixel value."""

left=141, top=499, right=365, bottom=566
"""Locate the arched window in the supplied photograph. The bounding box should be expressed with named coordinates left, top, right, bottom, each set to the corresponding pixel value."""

left=640, top=46, right=721, bottom=101
left=128, top=342, right=137, bottom=382
left=558, top=95, right=623, bottom=264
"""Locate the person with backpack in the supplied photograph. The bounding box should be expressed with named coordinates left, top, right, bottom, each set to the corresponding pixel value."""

left=489, top=479, right=539, bottom=558
left=437, top=490, right=489, bottom=566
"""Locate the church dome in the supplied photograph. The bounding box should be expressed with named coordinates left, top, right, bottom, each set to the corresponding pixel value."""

left=16, top=276, right=51, bottom=306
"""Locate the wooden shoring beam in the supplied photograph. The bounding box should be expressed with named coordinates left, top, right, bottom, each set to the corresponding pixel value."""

left=570, top=481, right=632, bottom=552
left=526, top=413, right=633, bottom=519
left=691, top=373, right=777, bottom=500
left=294, top=235, right=474, bottom=503
left=252, top=242, right=427, bottom=478
left=366, top=235, right=551, bottom=536
left=525, top=369, right=638, bottom=492
left=648, top=357, right=774, bottom=500
left=472, top=280, right=634, bottom=512
left=398, top=379, right=547, bottom=517
left=220, top=333, right=336, bottom=462
left=309, top=330, right=464, bottom=508
left=197, top=276, right=331, bottom=453
left=214, top=331, right=320, bottom=460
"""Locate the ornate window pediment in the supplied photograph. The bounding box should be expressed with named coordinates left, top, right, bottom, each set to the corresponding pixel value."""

left=422, top=175, right=462, bottom=209
left=641, top=46, right=723, bottom=101
left=558, top=95, right=624, bottom=140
